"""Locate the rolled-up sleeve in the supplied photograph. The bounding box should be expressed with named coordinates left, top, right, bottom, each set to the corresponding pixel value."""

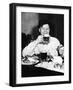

left=22, top=40, right=38, bottom=57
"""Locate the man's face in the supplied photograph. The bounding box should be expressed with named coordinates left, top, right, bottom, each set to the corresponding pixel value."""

left=39, top=24, right=50, bottom=36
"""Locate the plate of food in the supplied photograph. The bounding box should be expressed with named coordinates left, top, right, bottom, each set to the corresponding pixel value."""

left=21, top=56, right=40, bottom=65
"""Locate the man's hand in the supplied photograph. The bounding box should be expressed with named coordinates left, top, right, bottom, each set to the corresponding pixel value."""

left=59, top=47, right=64, bottom=57
left=36, top=35, right=43, bottom=44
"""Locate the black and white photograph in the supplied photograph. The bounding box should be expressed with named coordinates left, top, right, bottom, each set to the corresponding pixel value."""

left=10, top=3, right=71, bottom=87
left=21, top=12, right=64, bottom=77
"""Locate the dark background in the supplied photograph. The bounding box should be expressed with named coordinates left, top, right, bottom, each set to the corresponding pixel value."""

left=39, top=13, right=64, bottom=45
left=21, top=13, right=64, bottom=77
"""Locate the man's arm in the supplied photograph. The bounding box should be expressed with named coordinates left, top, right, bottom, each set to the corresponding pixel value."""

left=22, top=40, right=38, bottom=57
left=22, top=35, right=43, bottom=57
left=55, top=38, right=64, bottom=57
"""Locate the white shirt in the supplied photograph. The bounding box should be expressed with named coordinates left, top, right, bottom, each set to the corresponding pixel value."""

left=22, top=36, right=60, bottom=57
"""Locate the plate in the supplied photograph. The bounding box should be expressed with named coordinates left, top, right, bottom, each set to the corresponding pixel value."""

left=22, top=57, right=39, bottom=65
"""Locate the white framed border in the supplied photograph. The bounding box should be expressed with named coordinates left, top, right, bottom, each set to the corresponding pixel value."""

left=16, top=6, right=69, bottom=84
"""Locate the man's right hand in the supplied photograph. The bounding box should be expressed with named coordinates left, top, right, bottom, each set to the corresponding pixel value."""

left=36, top=35, right=43, bottom=44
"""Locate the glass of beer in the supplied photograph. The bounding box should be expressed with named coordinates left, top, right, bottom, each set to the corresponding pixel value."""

left=43, top=34, right=49, bottom=42
left=39, top=52, right=47, bottom=62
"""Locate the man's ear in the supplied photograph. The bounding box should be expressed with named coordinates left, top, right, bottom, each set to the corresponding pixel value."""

left=39, top=28, right=41, bottom=32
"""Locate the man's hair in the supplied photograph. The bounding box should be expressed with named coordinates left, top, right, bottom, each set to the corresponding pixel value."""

left=38, top=20, right=51, bottom=28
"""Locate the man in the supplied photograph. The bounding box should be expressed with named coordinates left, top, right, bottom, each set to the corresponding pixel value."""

left=22, top=22, right=64, bottom=65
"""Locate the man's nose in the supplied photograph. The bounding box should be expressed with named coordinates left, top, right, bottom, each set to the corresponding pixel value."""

left=44, top=29, right=47, bottom=31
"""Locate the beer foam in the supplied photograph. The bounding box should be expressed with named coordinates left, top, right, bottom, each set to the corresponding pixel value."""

left=44, top=34, right=49, bottom=37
